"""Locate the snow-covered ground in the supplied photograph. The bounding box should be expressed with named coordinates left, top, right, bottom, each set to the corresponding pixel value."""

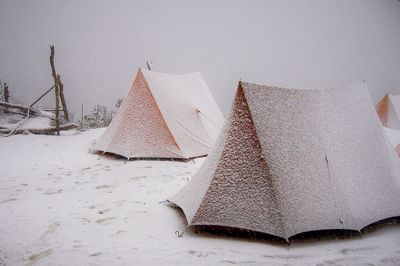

left=0, top=111, right=54, bottom=132
left=0, top=113, right=52, bottom=130
left=0, top=128, right=400, bottom=265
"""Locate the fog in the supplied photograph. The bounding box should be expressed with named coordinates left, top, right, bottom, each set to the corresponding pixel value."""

left=0, top=0, right=399, bottom=119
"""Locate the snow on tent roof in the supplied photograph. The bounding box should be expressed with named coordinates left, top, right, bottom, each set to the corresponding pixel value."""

left=170, top=81, right=400, bottom=240
left=376, top=94, right=400, bottom=130
left=93, top=68, right=224, bottom=160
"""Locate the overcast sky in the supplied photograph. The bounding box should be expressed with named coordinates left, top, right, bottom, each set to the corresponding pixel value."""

left=0, top=0, right=399, bottom=119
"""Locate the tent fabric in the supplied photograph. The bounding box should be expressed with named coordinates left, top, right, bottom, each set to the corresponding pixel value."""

left=384, top=127, right=400, bottom=157
left=170, top=82, right=400, bottom=240
left=376, top=94, right=400, bottom=130
left=93, top=68, right=224, bottom=160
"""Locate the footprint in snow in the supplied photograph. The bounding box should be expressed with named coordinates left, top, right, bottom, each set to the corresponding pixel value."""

left=97, top=209, right=110, bottom=214
left=129, top=175, right=146, bottom=181
left=112, top=230, right=127, bottom=236
left=95, top=185, right=111, bottom=189
left=113, top=200, right=126, bottom=206
left=96, top=217, right=116, bottom=224
left=26, top=249, right=53, bottom=266
left=219, top=260, right=257, bottom=264
left=0, top=198, right=17, bottom=204
left=44, top=189, right=62, bottom=195
left=75, top=181, right=89, bottom=185
left=40, top=222, right=60, bottom=239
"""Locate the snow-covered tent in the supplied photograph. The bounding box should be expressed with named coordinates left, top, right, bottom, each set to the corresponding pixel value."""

left=376, top=94, right=400, bottom=130
left=170, top=82, right=400, bottom=240
left=93, top=68, right=224, bottom=160
left=383, top=127, right=400, bottom=157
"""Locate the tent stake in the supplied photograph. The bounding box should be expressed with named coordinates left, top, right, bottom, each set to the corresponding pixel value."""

left=175, top=227, right=189, bottom=238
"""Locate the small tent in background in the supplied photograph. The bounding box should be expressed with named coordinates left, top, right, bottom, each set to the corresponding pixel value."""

left=383, top=127, right=400, bottom=157
left=170, top=82, right=400, bottom=241
left=376, top=94, right=400, bottom=130
left=93, top=68, right=224, bottom=160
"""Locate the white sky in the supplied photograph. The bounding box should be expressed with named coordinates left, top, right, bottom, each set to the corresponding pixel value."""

left=0, top=0, right=399, bottom=119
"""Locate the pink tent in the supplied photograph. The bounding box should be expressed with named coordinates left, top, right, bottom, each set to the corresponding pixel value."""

left=171, top=82, right=400, bottom=240
left=376, top=94, right=400, bottom=129
left=93, top=68, right=224, bottom=160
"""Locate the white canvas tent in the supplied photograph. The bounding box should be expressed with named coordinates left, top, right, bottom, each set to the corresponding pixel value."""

left=376, top=94, right=400, bottom=130
left=171, top=82, right=400, bottom=240
left=93, top=68, right=224, bottom=160
left=384, top=127, right=400, bottom=157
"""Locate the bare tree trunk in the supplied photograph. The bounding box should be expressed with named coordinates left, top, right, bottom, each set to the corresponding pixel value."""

left=50, top=45, right=60, bottom=136
left=57, top=74, right=69, bottom=122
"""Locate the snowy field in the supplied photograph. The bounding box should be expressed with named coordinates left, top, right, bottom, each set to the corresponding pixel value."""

left=1, top=128, right=400, bottom=266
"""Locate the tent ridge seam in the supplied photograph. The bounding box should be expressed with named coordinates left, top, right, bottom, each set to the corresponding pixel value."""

left=241, top=85, right=288, bottom=238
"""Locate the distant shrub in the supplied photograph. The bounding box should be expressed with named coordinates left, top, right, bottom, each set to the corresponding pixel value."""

left=79, top=105, right=115, bottom=129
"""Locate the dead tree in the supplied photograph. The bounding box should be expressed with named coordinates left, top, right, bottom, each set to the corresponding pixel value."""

left=57, top=74, right=69, bottom=121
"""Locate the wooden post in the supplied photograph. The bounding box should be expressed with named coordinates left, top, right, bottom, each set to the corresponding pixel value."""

left=55, top=85, right=60, bottom=136
left=50, top=45, right=60, bottom=136
left=4, top=83, right=9, bottom=103
left=3, top=82, right=9, bottom=113
left=81, top=104, right=84, bottom=129
left=146, top=61, right=152, bottom=71
left=57, top=74, right=69, bottom=122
